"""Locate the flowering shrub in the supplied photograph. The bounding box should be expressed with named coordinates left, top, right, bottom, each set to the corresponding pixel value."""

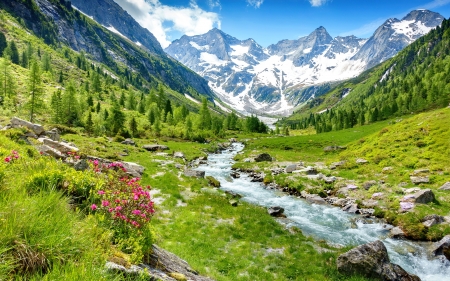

left=4, top=150, right=19, bottom=163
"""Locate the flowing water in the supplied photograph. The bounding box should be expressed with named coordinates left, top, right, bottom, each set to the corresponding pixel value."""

left=196, top=143, right=450, bottom=281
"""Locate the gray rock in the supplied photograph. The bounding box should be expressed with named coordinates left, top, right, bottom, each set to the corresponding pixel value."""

left=121, top=138, right=136, bottom=146
left=410, top=176, right=430, bottom=184
left=360, top=208, right=375, bottom=217
left=105, top=262, right=143, bottom=276
left=268, top=206, right=286, bottom=217
left=382, top=167, right=393, bottom=173
left=39, top=145, right=66, bottom=159
left=230, top=171, right=240, bottom=178
left=123, top=162, right=145, bottom=177
left=323, top=176, right=336, bottom=184
left=285, top=164, right=298, bottom=173
left=254, top=153, right=272, bottom=162
left=45, top=128, right=60, bottom=141
left=421, top=214, right=444, bottom=228
left=363, top=180, right=377, bottom=190
left=143, top=144, right=169, bottom=151
left=173, top=151, right=185, bottom=159
left=74, top=159, right=89, bottom=171
left=439, top=182, right=450, bottom=191
left=305, top=166, right=318, bottom=175
left=337, top=240, right=420, bottom=281
left=413, top=169, right=430, bottom=175
left=305, top=194, right=326, bottom=205
left=342, top=204, right=359, bottom=214
left=225, top=190, right=242, bottom=199
left=414, top=189, right=435, bottom=204
left=43, top=138, right=79, bottom=154
left=184, top=169, right=205, bottom=178
left=371, top=192, right=384, bottom=199
left=390, top=227, right=405, bottom=239
left=356, top=158, right=368, bottom=164
left=362, top=199, right=378, bottom=208
left=431, top=235, right=450, bottom=261
left=229, top=199, right=238, bottom=207
left=330, top=161, right=346, bottom=170
left=323, top=145, right=347, bottom=152
left=10, top=116, right=45, bottom=136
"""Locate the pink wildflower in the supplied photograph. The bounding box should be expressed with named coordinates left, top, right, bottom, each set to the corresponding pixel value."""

left=98, top=190, right=105, bottom=195
left=91, top=204, right=97, bottom=211
left=101, top=200, right=110, bottom=207
left=132, top=210, right=141, bottom=215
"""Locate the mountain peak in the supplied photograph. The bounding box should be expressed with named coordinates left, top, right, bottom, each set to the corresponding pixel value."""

left=402, top=9, right=444, bottom=26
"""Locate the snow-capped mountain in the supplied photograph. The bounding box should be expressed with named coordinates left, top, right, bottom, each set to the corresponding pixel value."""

left=165, top=10, right=443, bottom=116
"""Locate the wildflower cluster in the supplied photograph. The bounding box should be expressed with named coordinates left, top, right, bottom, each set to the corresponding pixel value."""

left=90, top=160, right=154, bottom=229
left=4, top=150, right=19, bottom=163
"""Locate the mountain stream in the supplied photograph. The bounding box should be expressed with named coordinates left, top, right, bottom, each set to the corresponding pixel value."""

left=196, top=143, right=450, bottom=281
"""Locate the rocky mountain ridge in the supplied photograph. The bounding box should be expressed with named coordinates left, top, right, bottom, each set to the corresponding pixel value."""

left=165, top=10, right=444, bottom=116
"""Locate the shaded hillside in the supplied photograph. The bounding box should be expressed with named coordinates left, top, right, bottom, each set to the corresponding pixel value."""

left=286, top=18, right=450, bottom=133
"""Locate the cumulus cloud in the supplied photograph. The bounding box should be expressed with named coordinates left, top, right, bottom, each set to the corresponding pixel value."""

left=114, top=0, right=221, bottom=48
left=247, top=0, right=264, bottom=8
left=309, top=0, right=329, bottom=7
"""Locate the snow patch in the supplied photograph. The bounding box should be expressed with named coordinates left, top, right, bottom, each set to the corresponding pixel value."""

left=72, top=5, right=93, bottom=20
left=190, top=41, right=209, bottom=51
left=230, top=45, right=249, bottom=56
left=135, top=41, right=142, bottom=47
left=184, top=94, right=200, bottom=104
left=199, top=52, right=228, bottom=66
left=214, top=101, right=231, bottom=113
left=303, top=47, right=312, bottom=54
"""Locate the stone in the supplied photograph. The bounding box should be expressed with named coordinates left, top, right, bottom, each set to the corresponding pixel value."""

left=268, top=206, right=285, bottom=217
left=342, top=204, right=359, bottom=214
left=337, top=240, right=420, bottom=281
left=184, top=170, right=205, bottom=178
left=168, top=272, right=187, bottom=281
left=173, top=152, right=185, bottom=159
left=74, top=159, right=89, bottom=171
left=410, top=176, right=430, bottom=184
left=330, top=161, right=346, bottom=170
left=121, top=138, right=136, bottom=146
left=285, top=164, right=298, bottom=173
left=45, top=128, right=60, bottom=141
left=431, top=235, right=450, bottom=261
left=400, top=202, right=415, bottom=211
left=413, top=169, right=429, bottom=175
left=382, top=167, right=393, bottom=173
left=356, top=158, right=368, bottom=164
left=206, top=176, right=220, bottom=187
left=229, top=199, right=238, bottom=207
left=305, top=194, right=326, bottom=205
left=10, top=116, right=45, bottom=136
left=254, top=153, right=272, bottom=162
left=225, top=190, right=242, bottom=199
left=363, top=180, right=377, bottom=190
left=143, top=144, right=169, bottom=151
left=360, top=208, right=375, bottom=217
left=439, top=182, right=450, bottom=191
left=421, top=214, right=444, bottom=228
left=323, top=145, right=347, bottom=152
left=362, top=199, right=378, bottom=208
left=230, top=171, right=240, bottom=178
left=39, top=145, right=66, bottom=159
left=323, top=176, right=336, bottom=184
left=123, top=162, right=145, bottom=177
left=105, top=262, right=143, bottom=276
left=305, top=166, right=318, bottom=175
left=43, top=138, right=79, bottom=154
left=390, top=227, right=405, bottom=239
left=371, top=192, right=384, bottom=199
left=347, top=184, right=358, bottom=190
left=413, top=189, right=435, bottom=204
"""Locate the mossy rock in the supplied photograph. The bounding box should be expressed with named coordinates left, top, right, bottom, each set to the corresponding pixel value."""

left=206, top=176, right=220, bottom=187
left=168, top=272, right=187, bottom=281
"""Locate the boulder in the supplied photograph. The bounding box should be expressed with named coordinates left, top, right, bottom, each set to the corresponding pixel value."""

left=230, top=171, right=240, bottom=178
left=254, top=153, right=272, bottom=162
left=229, top=199, right=238, bottom=207
left=74, top=159, right=89, bottom=171
left=410, top=176, right=430, bottom=184
left=43, top=138, right=79, bottom=154
left=360, top=208, right=375, bottom=217
left=362, top=199, right=378, bottom=208
left=121, top=138, right=136, bottom=146
left=184, top=170, right=205, bottom=178
left=413, top=169, right=429, bottom=175
left=285, top=164, right=298, bottom=173
left=439, top=182, right=450, bottom=191
left=301, top=191, right=326, bottom=205
left=356, top=158, right=368, bottom=164
left=400, top=202, right=415, bottom=211
left=337, top=240, right=420, bottom=281
left=206, top=176, right=220, bottom=187
left=323, top=145, right=347, bottom=152
left=371, top=192, right=384, bottom=200
left=305, top=166, right=318, bottom=175
left=143, top=144, right=169, bottom=151
left=225, top=190, right=242, bottom=199
left=39, top=145, right=66, bottom=159
left=173, top=152, right=185, bottom=159
left=431, top=235, right=450, bottom=261
left=382, top=167, right=393, bottom=173
left=45, top=128, right=60, bottom=141
left=421, top=214, right=444, bottom=228
left=10, top=116, right=45, bottom=136
left=268, top=206, right=285, bottom=217
left=323, top=176, right=336, bottom=184
left=363, top=180, right=377, bottom=190
left=342, top=204, right=359, bottom=214
left=413, top=189, right=435, bottom=204
left=122, top=162, right=145, bottom=176
left=390, top=227, right=405, bottom=239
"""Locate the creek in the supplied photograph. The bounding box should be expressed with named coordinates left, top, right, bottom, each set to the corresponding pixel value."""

left=196, top=143, right=450, bottom=281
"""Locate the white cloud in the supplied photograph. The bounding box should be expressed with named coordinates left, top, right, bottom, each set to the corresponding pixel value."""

left=420, top=0, right=450, bottom=9
left=208, top=0, right=221, bottom=9
left=309, top=0, right=329, bottom=7
left=113, top=0, right=221, bottom=48
left=247, top=0, right=264, bottom=8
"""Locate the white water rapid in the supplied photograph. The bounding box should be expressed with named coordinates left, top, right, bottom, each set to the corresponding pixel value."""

left=196, top=143, right=450, bottom=281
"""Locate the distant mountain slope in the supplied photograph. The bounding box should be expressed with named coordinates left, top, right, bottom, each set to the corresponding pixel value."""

left=70, top=0, right=164, bottom=56
left=0, top=0, right=215, bottom=100
left=165, top=10, right=443, bottom=116
left=285, top=17, right=450, bottom=133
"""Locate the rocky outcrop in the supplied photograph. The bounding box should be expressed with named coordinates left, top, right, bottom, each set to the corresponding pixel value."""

left=431, top=235, right=450, bottom=261
left=410, top=176, right=430, bottom=184
left=143, top=144, right=170, bottom=151
left=402, top=189, right=435, bottom=204
left=439, top=182, right=450, bottom=191
left=421, top=214, right=444, bottom=228
left=184, top=170, right=205, bottom=178
left=390, top=227, right=406, bottom=239
left=254, top=153, right=272, bottom=162
left=337, top=240, right=420, bottom=281
left=121, top=138, right=136, bottom=146
left=10, top=117, right=45, bottom=136
left=268, top=206, right=285, bottom=217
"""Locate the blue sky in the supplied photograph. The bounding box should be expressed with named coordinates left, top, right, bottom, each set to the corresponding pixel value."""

left=114, top=0, right=450, bottom=48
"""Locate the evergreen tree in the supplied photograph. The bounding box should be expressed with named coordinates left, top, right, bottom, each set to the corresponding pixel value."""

left=0, top=32, right=6, bottom=57
left=96, top=101, right=101, bottom=113
left=41, top=52, right=51, bottom=72
left=127, top=91, right=137, bottom=110
left=129, top=116, right=138, bottom=137
left=109, top=103, right=125, bottom=135
left=21, top=50, right=28, bottom=68
left=85, top=111, right=94, bottom=135
left=50, top=89, right=63, bottom=123
left=198, top=98, right=211, bottom=130
left=0, top=56, right=16, bottom=106
left=62, top=80, right=80, bottom=126
left=9, top=41, right=19, bottom=65
left=26, top=59, right=44, bottom=122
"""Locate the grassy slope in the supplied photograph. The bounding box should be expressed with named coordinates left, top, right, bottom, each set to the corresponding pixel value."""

left=234, top=108, right=450, bottom=240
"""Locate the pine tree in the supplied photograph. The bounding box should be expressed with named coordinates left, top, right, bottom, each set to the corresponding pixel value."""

left=9, top=41, right=19, bottom=65
left=85, top=111, right=94, bottom=135
left=0, top=56, right=16, bottom=106
left=96, top=101, right=101, bottom=113
left=62, top=80, right=80, bottom=126
left=198, top=98, right=211, bottom=130
left=0, top=32, right=6, bottom=57
left=27, top=59, right=44, bottom=122
left=129, top=116, right=138, bottom=137
left=50, top=89, right=63, bottom=123
left=21, top=50, right=29, bottom=68
left=41, top=52, right=51, bottom=72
